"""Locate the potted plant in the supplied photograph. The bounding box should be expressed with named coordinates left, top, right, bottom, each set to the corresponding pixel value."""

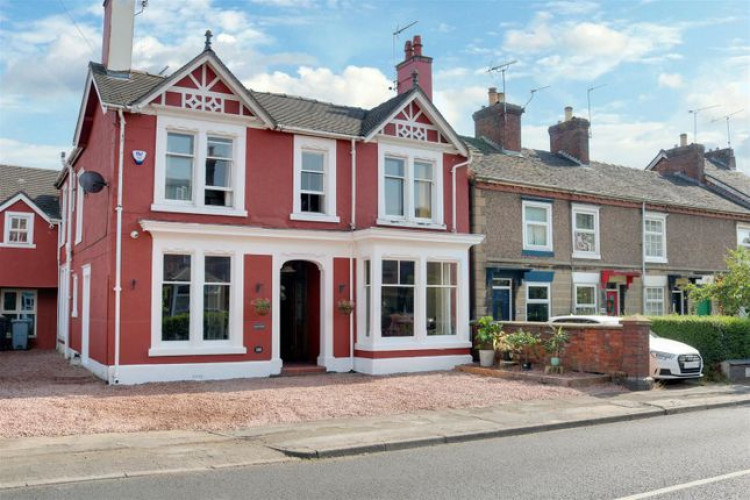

left=474, top=316, right=503, bottom=367
left=545, top=326, right=570, bottom=368
left=506, top=328, right=540, bottom=370
left=337, top=300, right=355, bottom=315
left=251, top=297, right=271, bottom=316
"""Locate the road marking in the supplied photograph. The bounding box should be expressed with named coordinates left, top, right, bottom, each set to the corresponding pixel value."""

left=614, top=469, right=750, bottom=499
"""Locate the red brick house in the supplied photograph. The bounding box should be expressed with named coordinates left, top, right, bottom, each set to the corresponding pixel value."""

left=60, top=0, right=481, bottom=384
left=0, top=164, right=61, bottom=350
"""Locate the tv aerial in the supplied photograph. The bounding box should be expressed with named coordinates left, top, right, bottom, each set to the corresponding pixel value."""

left=487, top=60, right=517, bottom=120
left=391, top=20, right=418, bottom=92
left=587, top=84, right=607, bottom=138
left=688, top=104, right=720, bottom=144
left=711, top=109, right=743, bottom=148
left=523, top=85, right=551, bottom=111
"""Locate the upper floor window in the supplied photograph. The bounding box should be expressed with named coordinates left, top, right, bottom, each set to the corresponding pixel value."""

left=572, top=204, right=599, bottom=259
left=154, top=115, right=246, bottom=217
left=522, top=200, right=553, bottom=253
left=3, top=212, right=34, bottom=247
left=644, top=212, right=667, bottom=263
left=292, top=135, right=338, bottom=223
left=378, top=143, right=444, bottom=228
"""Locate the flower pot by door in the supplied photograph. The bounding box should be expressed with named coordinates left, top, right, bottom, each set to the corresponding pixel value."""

left=479, top=349, right=495, bottom=367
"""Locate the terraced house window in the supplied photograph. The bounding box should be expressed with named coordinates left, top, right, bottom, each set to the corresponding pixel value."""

left=292, top=136, right=338, bottom=222
left=204, top=137, right=233, bottom=206
left=526, top=284, right=550, bottom=321
left=3, top=213, right=33, bottom=246
left=645, top=287, right=665, bottom=316
left=574, top=284, right=598, bottom=315
left=162, top=254, right=192, bottom=341
left=203, top=256, right=230, bottom=340
left=522, top=200, right=553, bottom=252
left=572, top=205, right=599, bottom=258
left=644, top=213, right=667, bottom=263
left=165, top=133, right=195, bottom=202
left=385, top=157, right=406, bottom=217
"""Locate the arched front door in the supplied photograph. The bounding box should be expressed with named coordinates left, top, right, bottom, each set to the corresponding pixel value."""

left=280, top=260, right=321, bottom=365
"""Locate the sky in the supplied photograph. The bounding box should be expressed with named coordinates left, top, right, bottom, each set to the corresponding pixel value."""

left=0, top=0, right=748, bottom=174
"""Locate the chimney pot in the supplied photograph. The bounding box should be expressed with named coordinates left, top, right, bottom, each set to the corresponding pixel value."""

left=488, top=87, right=498, bottom=106
left=404, top=40, right=413, bottom=59
left=497, top=92, right=505, bottom=103
left=679, top=133, right=688, bottom=147
left=396, top=34, right=433, bottom=99
left=564, top=106, right=573, bottom=122
left=102, top=0, right=135, bottom=73
left=413, top=35, right=423, bottom=56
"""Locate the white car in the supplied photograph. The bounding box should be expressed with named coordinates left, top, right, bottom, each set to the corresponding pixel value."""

left=549, top=315, right=703, bottom=380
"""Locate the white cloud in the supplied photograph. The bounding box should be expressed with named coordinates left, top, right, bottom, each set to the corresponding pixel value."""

left=244, top=66, right=392, bottom=109
left=251, top=0, right=316, bottom=7
left=433, top=86, right=488, bottom=135
left=543, top=1, right=600, bottom=16
left=657, top=72, right=683, bottom=88
left=437, top=23, right=455, bottom=33
left=0, top=138, right=67, bottom=169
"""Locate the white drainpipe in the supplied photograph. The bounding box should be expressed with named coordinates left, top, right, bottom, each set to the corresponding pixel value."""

left=64, top=158, right=74, bottom=358
left=451, top=151, right=473, bottom=233
left=641, top=201, right=647, bottom=314
left=349, top=138, right=357, bottom=369
left=113, top=108, right=126, bottom=384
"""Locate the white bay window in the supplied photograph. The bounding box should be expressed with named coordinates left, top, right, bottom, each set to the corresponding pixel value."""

left=154, top=115, right=246, bottom=216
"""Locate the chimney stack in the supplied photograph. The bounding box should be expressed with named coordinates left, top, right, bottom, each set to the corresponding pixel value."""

left=548, top=106, right=590, bottom=165
left=472, top=87, right=524, bottom=152
left=102, top=0, right=135, bottom=73
left=650, top=134, right=706, bottom=182
left=396, top=35, right=433, bottom=100
left=705, top=147, right=736, bottom=170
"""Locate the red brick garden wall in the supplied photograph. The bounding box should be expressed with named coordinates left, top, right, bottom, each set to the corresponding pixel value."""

left=497, top=318, right=651, bottom=379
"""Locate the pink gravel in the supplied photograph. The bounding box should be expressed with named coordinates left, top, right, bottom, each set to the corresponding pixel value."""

left=0, top=351, right=625, bottom=438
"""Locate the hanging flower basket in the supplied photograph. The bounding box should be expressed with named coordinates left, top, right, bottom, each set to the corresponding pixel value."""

left=251, top=298, right=271, bottom=316
left=337, top=300, right=355, bottom=315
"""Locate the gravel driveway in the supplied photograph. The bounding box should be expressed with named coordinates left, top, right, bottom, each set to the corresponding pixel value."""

left=0, top=351, right=624, bottom=438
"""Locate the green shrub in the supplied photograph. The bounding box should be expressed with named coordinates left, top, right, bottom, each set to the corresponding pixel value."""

left=648, top=315, right=750, bottom=377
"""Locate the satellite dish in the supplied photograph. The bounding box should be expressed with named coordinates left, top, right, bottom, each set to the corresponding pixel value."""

left=78, top=171, right=108, bottom=194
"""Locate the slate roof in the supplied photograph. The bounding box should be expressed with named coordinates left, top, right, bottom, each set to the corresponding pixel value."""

left=88, top=60, right=425, bottom=138
left=0, top=164, right=61, bottom=219
left=90, top=62, right=164, bottom=107
left=465, top=137, right=750, bottom=216
left=703, top=161, right=750, bottom=202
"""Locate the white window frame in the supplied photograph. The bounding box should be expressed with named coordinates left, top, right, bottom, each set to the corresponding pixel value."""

left=526, top=283, right=551, bottom=322
left=1, top=289, right=37, bottom=338
left=645, top=286, right=665, bottom=316
left=644, top=212, right=667, bottom=263
left=737, top=223, right=750, bottom=249
left=426, top=261, right=457, bottom=337
left=522, top=200, right=553, bottom=252
left=571, top=204, right=600, bottom=259
left=71, top=273, right=79, bottom=318
left=150, top=249, right=245, bottom=357
left=574, top=284, right=598, bottom=315
left=3, top=212, right=34, bottom=247
left=377, top=142, right=444, bottom=229
left=153, top=114, right=247, bottom=217
left=75, top=171, right=84, bottom=245
left=291, top=135, right=339, bottom=223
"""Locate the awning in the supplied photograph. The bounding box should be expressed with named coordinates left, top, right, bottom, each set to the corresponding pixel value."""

left=600, top=270, right=640, bottom=288
left=524, top=270, right=555, bottom=282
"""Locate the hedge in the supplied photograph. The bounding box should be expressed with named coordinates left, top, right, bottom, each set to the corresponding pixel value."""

left=648, top=316, right=750, bottom=374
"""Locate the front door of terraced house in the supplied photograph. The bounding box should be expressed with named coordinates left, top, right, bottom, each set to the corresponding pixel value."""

left=280, top=260, right=321, bottom=365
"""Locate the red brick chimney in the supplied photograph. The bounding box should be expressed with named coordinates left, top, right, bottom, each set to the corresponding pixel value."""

left=651, top=134, right=706, bottom=182
left=396, top=35, right=433, bottom=100
left=705, top=147, right=736, bottom=170
left=548, top=106, right=590, bottom=165
left=472, top=87, right=524, bottom=152
left=102, top=0, right=135, bottom=73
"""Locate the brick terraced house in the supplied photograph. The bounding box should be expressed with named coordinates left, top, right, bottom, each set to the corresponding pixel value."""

left=467, top=93, right=750, bottom=322
left=58, top=0, right=481, bottom=384
left=0, top=164, right=61, bottom=349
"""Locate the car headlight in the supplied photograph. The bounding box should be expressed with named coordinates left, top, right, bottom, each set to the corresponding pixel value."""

left=650, top=350, right=676, bottom=360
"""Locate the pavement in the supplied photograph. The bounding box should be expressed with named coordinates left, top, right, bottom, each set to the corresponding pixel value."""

left=1, top=382, right=748, bottom=491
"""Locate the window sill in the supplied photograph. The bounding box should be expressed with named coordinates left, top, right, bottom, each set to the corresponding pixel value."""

left=645, top=257, right=668, bottom=264
left=290, top=212, right=340, bottom=223
left=522, top=249, right=554, bottom=257
left=151, top=204, right=248, bottom=218
left=376, top=218, right=446, bottom=230
left=572, top=252, right=600, bottom=260
left=356, top=340, right=471, bottom=351
left=0, top=243, right=36, bottom=249
left=148, top=345, right=247, bottom=357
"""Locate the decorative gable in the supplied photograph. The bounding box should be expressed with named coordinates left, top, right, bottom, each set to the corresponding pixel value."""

left=382, top=100, right=450, bottom=145
left=154, top=62, right=254, bottom=117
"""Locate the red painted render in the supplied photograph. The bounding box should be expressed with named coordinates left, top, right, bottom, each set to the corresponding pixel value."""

left=243, top=254, right=273, bottom=362
left=33, top=288, right=58, bottom=350
left=0, top=201, right=58, bottom=288
left=354, top=348, right=470, bottom=359
left=332, top=257, right=351, bottom=358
